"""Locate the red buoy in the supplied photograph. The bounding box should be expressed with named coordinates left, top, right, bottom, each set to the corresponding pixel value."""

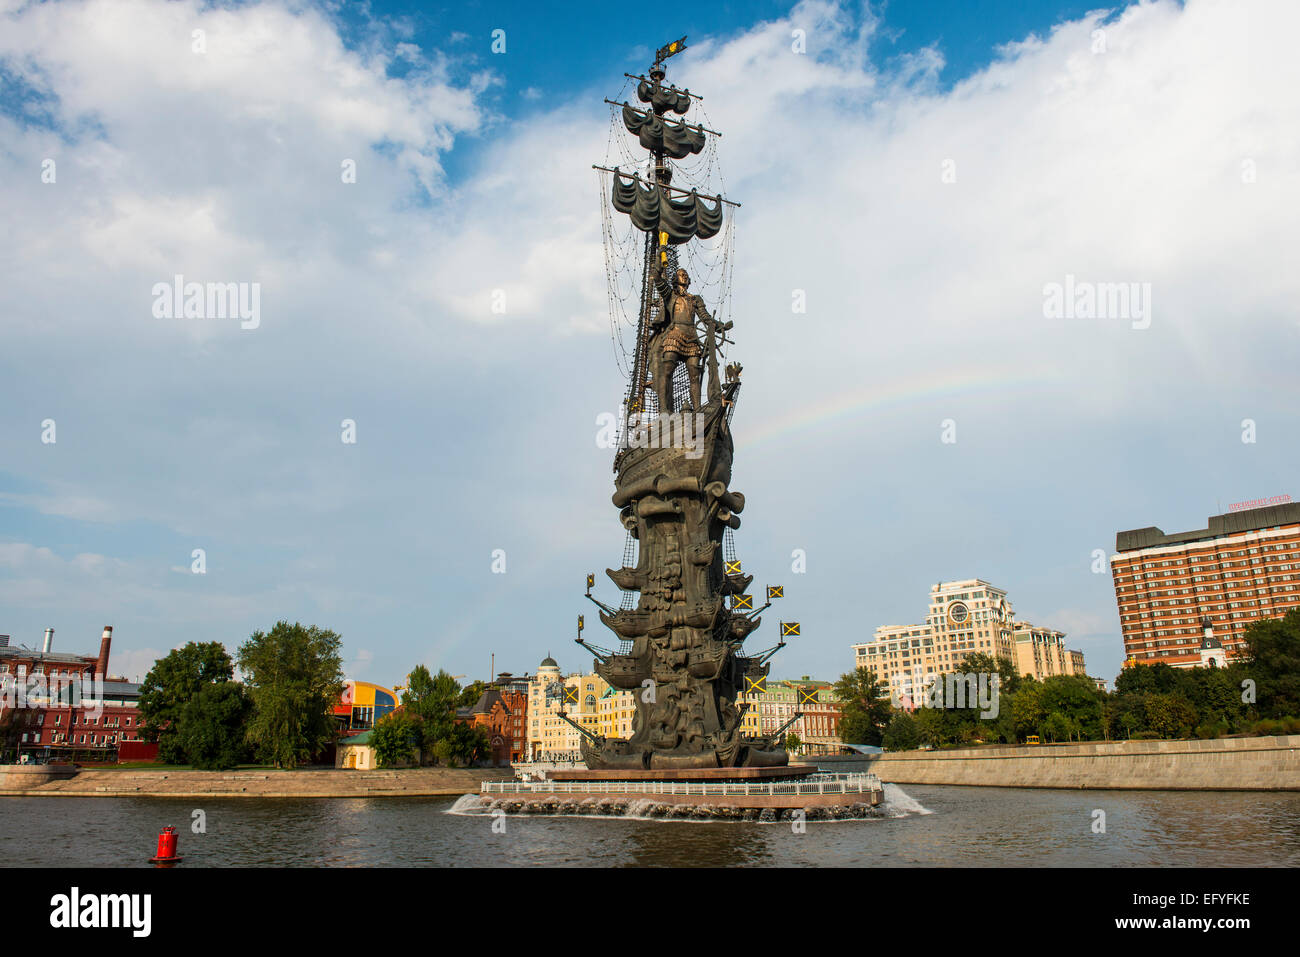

left=149, top=826, right=183, bottom=865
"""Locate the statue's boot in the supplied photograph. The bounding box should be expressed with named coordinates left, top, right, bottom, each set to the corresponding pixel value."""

left=687, top=361, right=702, bottom=412
left=655, top=365, right=675, bottom=415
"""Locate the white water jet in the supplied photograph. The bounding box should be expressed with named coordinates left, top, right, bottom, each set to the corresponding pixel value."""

left=881, top=783, right=934, bottom=817
left=445, top=793, right=490, bottom=815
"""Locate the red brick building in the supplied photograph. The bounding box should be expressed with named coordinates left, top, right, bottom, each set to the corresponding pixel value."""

left=494, top=673, right=528, bottom=762
left=0, top=626, right=147, bottom=762
left=454, top=673, right=528, bottom=765
left=1112, top=503, right=1300, bottom=667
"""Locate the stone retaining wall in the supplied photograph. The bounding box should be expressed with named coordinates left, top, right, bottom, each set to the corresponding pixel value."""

left=864, top=735, right=1300, bottom=790
left=0, top=764, right=78, bottom=790
left=0, top=767, right=514, bottom=798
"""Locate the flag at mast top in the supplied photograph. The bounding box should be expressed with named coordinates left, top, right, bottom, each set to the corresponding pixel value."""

left=655, top=36, right=687, bottom=69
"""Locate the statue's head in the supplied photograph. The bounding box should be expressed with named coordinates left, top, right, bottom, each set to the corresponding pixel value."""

left=674, top=268, right=690, bottom=290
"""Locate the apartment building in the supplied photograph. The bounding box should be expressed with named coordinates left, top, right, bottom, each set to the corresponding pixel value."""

left=851, top=580, right=1087, bottom=702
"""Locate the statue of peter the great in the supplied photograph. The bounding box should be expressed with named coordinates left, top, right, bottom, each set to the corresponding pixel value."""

left=649, top=261, right=714, bottom=414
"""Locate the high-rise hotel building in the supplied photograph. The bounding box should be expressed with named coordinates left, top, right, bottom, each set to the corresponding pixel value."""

left=1111, top=503, right=1300, bottom=667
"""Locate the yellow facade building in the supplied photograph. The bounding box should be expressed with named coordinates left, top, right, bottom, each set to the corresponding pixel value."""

left=1012, top=622, right=1088, bottom=680
left=525, top=656, right=635, bottom=761
left=851, top=579, right=1089, bottom=704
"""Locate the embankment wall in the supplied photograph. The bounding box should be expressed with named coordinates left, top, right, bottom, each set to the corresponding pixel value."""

left=0, top=767, right=514, bottom=797
left=859, top=735, right=1300, bottom=790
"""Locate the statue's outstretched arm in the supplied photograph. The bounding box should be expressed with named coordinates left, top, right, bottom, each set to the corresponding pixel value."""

left=651, top=261, right=672, bottom=304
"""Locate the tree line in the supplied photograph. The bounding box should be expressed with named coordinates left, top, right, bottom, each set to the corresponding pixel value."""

left=138, top=621, right=344, bottom=770
left=832, top=609, right=1300, bottom=751
left=138, top=622, right=490, bottom=770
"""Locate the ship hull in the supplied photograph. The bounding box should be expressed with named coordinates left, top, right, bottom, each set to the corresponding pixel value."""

left=582, top=385, right=788, bottom=771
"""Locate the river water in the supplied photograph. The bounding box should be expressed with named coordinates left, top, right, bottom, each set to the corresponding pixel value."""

left=2, top=785, right=1297, bottom=867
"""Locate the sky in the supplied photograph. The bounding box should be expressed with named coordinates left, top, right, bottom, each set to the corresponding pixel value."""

left=1, top=0, right=1296, bottom=690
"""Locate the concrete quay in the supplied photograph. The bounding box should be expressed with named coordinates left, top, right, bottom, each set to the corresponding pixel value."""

left=0, top=766, right=515, bottom=798
left=860, top=734, right=1300, bottom=790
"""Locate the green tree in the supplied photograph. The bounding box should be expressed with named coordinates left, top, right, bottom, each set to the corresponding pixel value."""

left=919, top=671, right=992, bottom=745
left=913, top=704, right=964, bottom=748
left=401, top=667, right=466, bottom=758
left=237, top=622, right=345, bottom=769
left=1185, top=664, right=1250, bottom=730
left=1010, top=679, right=1046, bottom=741
left=176, top=681, right=251, bottom=770
left=957, top=652, right=1023, bottom=695
left=1114, top=662, right=1184, bottom=697
left=138, top=641, right=235, bottom=764
left=398, top=666, right=498, bottom=766
left=783, top=732, right=802, bottom=754
left=400, top=666, right=437, bottom=717
left=432, top=722, right=490, bottom=767
left=1041, top=712, right=1077, bottom=743
left=371, top=711, right=422, bottom=768
left=1107, top=696, right=1149, bottom=738
left=1038, top=675, right=1105, bottom=741
left=832, top=668, right=892, bottom=746
left=1242, top=610, right=1300, bottom=719
left=456, top=680, right=490, bottom=710
left=1143, top=692, right=1198, bottom=739
left=881, top=711, right=920, bottom=751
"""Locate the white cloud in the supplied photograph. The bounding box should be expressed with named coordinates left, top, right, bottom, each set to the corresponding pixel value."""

left=2, top=0, right=1297, bottom=684
left=108, top=646, right=166, bottom=683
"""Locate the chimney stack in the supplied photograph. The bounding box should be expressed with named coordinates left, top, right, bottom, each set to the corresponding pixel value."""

left=95, top=626, right=113, bottom=677
left=42, top=628, right=54, bottom=654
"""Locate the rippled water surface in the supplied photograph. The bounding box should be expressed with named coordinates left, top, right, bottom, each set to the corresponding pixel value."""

left=3, top=784, right=1297, bottom=866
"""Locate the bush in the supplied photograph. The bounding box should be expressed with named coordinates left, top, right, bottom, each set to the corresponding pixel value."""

left=1250, top=718, right=1283, bottom=736
left=371, top=712, right=422, bottom=768
left=1249, top=716, right=1300, bottom=736
left=1194, top=719, right=1228, bottom=740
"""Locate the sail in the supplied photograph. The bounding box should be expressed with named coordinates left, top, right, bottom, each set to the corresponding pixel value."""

left=637, top=78, right=691, bottom=115
left=622, top=104, right=706, bottom=160
left=611, top=172, right=723, bottom=244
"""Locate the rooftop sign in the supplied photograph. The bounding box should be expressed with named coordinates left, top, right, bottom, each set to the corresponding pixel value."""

left=1227, top=494, right=1291, bottom=512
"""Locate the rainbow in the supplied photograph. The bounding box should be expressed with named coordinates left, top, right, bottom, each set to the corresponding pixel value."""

left=733, top=365, right=1055, bottom=452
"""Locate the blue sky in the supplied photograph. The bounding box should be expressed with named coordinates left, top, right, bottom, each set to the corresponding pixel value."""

left=335, top=0, right=1112, bottom=181
left=2, top=0, right=1295, bottom=690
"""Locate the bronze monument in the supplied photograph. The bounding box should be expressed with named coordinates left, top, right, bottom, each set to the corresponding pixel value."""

left=576, top=37, right=797, bottom=771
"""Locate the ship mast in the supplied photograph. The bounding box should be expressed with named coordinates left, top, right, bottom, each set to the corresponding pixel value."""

left=596, top=36, right=738, bottom=427
left=628, top=36, right=686, bottom=421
